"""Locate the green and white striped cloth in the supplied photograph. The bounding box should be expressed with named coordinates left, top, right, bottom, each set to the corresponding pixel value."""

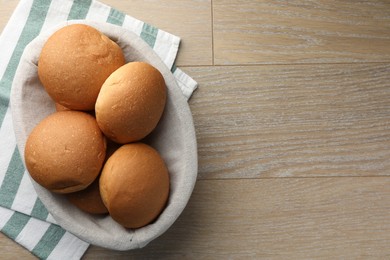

left=0, top=0, right=197, bottom=258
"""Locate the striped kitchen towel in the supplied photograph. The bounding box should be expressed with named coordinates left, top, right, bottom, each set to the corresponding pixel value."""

left=0, top=0, right=197, bottom=259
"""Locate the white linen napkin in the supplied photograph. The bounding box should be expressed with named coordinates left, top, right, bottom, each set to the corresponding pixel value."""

left=0, top=0, right=197, bottom=259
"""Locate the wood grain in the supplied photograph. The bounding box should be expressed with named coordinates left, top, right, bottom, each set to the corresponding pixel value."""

left=104, top=0, right=212, bottom=66
left=213, top=0, right=390, bottom=65
left=185, top=63, right=390, bottom=179
left=0, top=0, right=212, bottom=67
left=1, top=1, right=390, bottom=259
left=84, top=177, right=390, bottom=259
left=0, top=233, right=36, bottom=260
left=0, top=0, right=18, bottom=33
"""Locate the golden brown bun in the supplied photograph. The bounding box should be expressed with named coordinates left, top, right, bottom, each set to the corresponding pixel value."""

left=38, top=24, right=125, bottom=111
left=100, top=143, right=170, bottom=228
left=95, top=62, right=166, bottom=144
left=66, top=176, right=108, bottom=214
left=65, top=140, right=120, bottom=214
left=24, top=111, right=106, bottom=193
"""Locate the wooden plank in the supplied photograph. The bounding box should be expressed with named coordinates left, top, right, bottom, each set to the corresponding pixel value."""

left=2, top=177, right=389, bottom=258
left=0, top=0, right=213, bottom=66
left=104, top=0, right=212, bottom=66
left=213, top=0, right=390, bottom=65
left=0, top=0, right=18, bottom=33
left=84, top=177, right=390, bottom=259
left=0, top=233, right=35, bottom=260
left=184, top=64, right=390, bottom=179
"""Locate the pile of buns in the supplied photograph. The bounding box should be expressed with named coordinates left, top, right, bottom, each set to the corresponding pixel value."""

left=24, top=24, right=170, bottom=229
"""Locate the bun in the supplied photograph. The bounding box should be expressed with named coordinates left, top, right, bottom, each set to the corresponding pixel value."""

left=95, top=62, right=166, bottom=144
left=65, top=138, right=120, bottom=214
left=66, top=176, right=108, bottom=214
left=38, top=24, right=125, bottom=111
left=99, top=143, right=169, bottom=228
left=24, top=111, right=106, bottom=193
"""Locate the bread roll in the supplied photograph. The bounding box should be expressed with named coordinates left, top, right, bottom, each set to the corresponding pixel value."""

left=95, top=62, right=166, bottom=144
left=65, top=139, right=120, bottom=214
left=24, top=111, right=106, bottom=193
left=100, top=143, right=169, bottom=228
left=38, top=24, right=125, bottom=111
left=66, top=176, right=108, bottom=214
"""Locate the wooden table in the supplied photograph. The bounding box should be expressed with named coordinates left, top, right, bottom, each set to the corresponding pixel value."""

left=1, top=0, right=389, bottom=259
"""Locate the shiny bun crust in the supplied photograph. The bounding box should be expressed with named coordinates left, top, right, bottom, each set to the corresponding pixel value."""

left=24, top=111, right=106, bottom=193
left=95, top=62, right=166, bottom=144
left=99, top=143, right=170, bottom=228
left=38, top=24, right=125, bottom=111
